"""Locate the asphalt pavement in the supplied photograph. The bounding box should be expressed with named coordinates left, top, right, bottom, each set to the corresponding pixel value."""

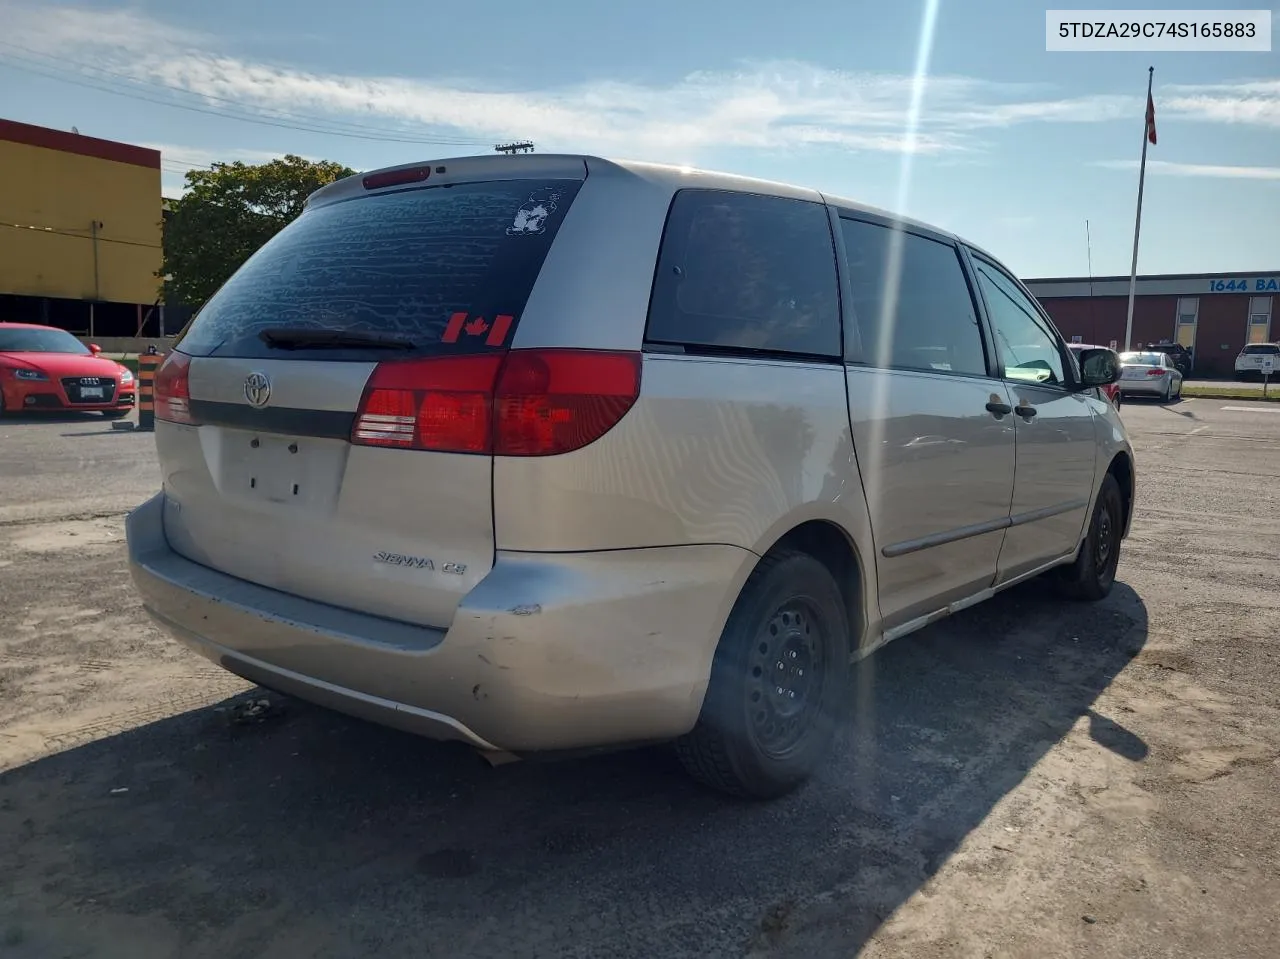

left=1, top=399, right=1278, bottom=959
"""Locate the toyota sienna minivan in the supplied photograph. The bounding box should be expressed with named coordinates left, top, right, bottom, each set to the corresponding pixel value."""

left=127, top=154, right=1134, bottom=799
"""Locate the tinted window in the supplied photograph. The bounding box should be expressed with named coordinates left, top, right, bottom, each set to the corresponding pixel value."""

left=0, top=328, right=91, bottom=354
left=972, top=257, right=1066, bottom=386
left=647, top=190, right=840, bottom=358
left=839, top=218, right=987, bottom=376
left=177, top=179, right=583, bottom=359
left=1243, top=344, right=1280, bottom=355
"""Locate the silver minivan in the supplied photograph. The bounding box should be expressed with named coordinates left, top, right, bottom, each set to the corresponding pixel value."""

left=127, top=154, right=1134, bottom=798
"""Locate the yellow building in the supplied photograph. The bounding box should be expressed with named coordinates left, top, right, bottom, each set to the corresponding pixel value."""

left=0, top=117, right=162, bottom=335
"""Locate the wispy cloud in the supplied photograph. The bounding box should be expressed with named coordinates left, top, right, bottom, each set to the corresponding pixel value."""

left=1162, top=79, right=1280, bottom=128
left=4, top=1, right=1274, bottom=164
left=0, top=1, right=1159, bottom=160
left=1092, top=159, right=1280, bottom=180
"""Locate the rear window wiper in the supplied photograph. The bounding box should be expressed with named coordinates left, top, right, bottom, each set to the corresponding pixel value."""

left=258, top=327, right=417, bottom=350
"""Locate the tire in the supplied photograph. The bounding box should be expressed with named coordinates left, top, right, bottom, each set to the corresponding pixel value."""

left=675, top=551, right=850, bottom=799
left=102, top=410, right=130, bottom=420
left=1160, top=379, right=1171, bottom=403
left=1055, top=474, right=1124, bottom=602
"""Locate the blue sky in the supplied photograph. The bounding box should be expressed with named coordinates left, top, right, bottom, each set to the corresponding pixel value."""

left=0, top=0, right=1276, bottom=278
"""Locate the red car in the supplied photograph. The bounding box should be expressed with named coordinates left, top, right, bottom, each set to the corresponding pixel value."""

left=1068, top=343, right=1121, bottom=410
left=0, top=322, right=136, bottom=419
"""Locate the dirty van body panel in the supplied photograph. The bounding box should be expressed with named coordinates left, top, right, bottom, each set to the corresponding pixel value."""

left=158, top=172, right=587, bottom=629
left=493, top=353, right=872, bottom=555
left=845, top=368, right=1016, bottom=629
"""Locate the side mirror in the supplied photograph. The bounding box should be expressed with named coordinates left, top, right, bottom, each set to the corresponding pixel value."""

left=1077, top=347, right=1121, bottom=388
left=88, top=343, right=102, bottom=354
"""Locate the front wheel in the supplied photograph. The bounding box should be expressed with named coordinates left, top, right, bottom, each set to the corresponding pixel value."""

left=675, top=551, right=850, bottom=799
left=1056, top=474, right=1124, bottom=602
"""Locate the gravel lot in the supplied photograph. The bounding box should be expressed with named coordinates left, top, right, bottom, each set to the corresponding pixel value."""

left=2, top=399, right=1278, bottom=959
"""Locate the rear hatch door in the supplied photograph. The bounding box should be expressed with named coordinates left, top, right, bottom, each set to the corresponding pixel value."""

left=157, top=161, right=586, bottom=628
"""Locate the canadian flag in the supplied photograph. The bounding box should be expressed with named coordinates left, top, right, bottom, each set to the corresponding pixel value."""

left=1145, top=90, right=1157, bottom=146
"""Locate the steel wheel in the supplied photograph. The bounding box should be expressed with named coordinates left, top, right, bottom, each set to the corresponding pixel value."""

left=676, top=551, right=849, bottom=799
left=746, top=600, right=828, bottom=760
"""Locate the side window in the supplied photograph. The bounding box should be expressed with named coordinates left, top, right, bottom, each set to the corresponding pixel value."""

left=971, top=257, right=1067, bottom=387
left=838, top=218, right=988, bottom=377
left=647, top=190, right=840, bottom=358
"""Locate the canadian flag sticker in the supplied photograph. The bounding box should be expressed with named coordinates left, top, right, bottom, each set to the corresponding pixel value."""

left=441, top=312, right=514, bottom=347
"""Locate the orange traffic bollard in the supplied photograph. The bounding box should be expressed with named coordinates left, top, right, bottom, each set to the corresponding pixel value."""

left=137, top=350, right=163, bottom=431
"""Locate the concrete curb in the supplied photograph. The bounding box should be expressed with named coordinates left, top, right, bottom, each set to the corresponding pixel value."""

left=1180, top=389, right=1280, bottom=402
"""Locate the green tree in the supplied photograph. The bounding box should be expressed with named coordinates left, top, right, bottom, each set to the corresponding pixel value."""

left=161, top=154, right=354, bottom=306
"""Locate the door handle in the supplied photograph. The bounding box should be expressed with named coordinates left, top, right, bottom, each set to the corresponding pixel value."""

left=985, top=401, right=1012, bottom=416
left=1015, top=404, right=1037, bottom=420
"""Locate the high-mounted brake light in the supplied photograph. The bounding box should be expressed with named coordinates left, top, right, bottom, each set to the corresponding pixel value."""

left=351, top=350, right=642, bottom=456
left=154, top=351, right=193, bottom=424
left=362, top=166, right=431, bottom=190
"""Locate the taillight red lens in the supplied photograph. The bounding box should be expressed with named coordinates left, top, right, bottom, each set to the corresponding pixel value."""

left=494, top=350, right=641, bottom=456
left=350, top=350, right=641, bottom=456
left=154, top=351, right=192, bottom=424
left=1146, top=368, right=1165, bottom=376
left=352, top=354, right=502, bottom=452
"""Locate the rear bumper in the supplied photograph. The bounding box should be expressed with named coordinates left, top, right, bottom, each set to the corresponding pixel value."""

left=127, top=493, right=750, bottom=753
left=1118, top=377, right=1168, bottom=395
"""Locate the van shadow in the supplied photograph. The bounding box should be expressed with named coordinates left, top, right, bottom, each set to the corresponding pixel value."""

left=0, top=580, right=1147, bottom=959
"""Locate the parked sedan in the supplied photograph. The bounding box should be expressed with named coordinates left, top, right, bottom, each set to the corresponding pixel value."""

left=1117, top=351, right=1183, bottom=402
left=1069, top=343, right=1122, bottom=409
left=0, top=323, right=136, bottom=418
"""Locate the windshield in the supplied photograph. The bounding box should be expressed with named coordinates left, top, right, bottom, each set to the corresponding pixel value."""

left=1243, top=344, right=1279, bottom=355
left=177, top=179, right=582, bottom=360
left=1119, top=352, right=1163, bottom=366
left=0, top=328, right=92, bottom=355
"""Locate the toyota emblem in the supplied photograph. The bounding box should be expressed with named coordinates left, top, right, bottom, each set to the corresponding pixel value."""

left=244, top=371, right=272, bottom=408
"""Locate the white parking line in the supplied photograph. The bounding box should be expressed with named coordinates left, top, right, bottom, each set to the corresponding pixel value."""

left=1221, top=405, right=1280, bottom=413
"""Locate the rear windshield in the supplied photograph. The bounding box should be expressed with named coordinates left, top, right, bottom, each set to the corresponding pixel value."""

left=1120, top=352, right=1163, bottom=365
left=1243, top=344, right=1279, bottom=355
left=177, top=179, right=583, bottom=359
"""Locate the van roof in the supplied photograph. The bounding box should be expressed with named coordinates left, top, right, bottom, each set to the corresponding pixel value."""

left=309, top=153, right=979, bottom=252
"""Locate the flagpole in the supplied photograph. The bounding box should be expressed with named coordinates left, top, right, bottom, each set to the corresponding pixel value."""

left=1124, top=65, right=1154, bottom=352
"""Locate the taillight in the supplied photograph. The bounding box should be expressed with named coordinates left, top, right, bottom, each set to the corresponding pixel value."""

left=353, top=354, right=502, bottom=452
left=362, top=166, right=431, bottom=190
left=494, top=350, right=641, bottom=456
left=351, top=350, right=641, bottom=456
left=1146, top=368, right=1165, bottom=376
left=154, top=351, right=192, bottom=424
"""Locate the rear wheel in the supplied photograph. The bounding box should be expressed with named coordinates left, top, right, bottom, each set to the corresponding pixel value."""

left=1160, top=379, right=1171, bottom=403
left=1056, top=474, right=1123, bottom=602
left=675, top=551, right=849, bottom=799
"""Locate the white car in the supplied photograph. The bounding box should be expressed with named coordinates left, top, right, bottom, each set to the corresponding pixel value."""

left=1117, top=352, right=1183, bottom=402
left=1235, top=343, right=1280, bottom=380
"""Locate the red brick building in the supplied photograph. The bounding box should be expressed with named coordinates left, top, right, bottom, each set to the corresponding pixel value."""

left=1026, top=271, right=1279, bottom=378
